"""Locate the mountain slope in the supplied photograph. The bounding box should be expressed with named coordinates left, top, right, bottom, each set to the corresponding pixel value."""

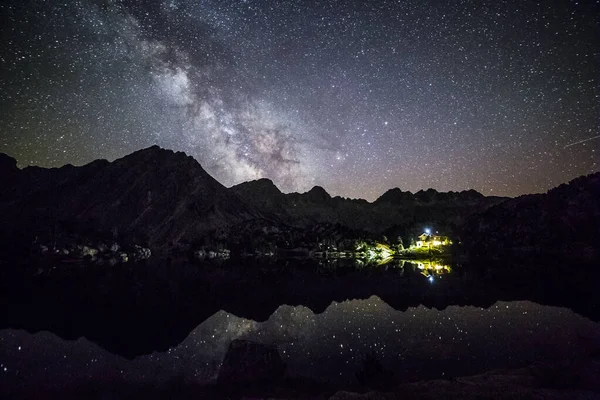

left=229, top=178, right=288, bottom=221
left=0, top=146, right=257, bottom=249
left=463, top=172, right=600, bottom=259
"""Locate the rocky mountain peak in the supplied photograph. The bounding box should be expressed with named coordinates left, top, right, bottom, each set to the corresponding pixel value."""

left=117, top=145, right=198, bottom=167
left=305, top=185, right=331, bottom=202
left=250, top=178, right=282, bottom=193
left=230, top=178, right=283, bottom=198
left=459, top=189, right=484, bottom=200
left=375, top=188, right=413, bottom=204
left=414, top=188, right=439, bottom=202
left=0, top=146, right=258, bottom=249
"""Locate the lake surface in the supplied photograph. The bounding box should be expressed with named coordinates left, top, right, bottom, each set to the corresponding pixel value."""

left=1, top=258, right=599, bottom=396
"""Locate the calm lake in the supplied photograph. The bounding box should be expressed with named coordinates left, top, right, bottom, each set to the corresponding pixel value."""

left=1, top=258, right=599, bottom=396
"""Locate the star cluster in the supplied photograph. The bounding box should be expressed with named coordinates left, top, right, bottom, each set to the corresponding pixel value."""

left=0, top=0, right=597, bottom=199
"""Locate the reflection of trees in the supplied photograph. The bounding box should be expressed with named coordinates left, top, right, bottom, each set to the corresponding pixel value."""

left=378, top=257, right=393, bottom=266
left=411, top=260, right=452, bottom=278
left=315, top=257, right=454, bottom=276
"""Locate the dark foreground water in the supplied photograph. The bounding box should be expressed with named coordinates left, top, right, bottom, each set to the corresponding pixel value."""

left=0, top=258, right=599, bottom=397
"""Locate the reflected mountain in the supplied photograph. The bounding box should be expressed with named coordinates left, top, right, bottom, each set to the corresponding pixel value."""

left=0, top=258, right=598, bottom=359
left=1, top=296, right=599, bottom=398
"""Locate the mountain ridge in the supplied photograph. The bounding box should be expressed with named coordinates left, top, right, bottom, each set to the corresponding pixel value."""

left=463, top=171, right=600, bottom=259
left=3, top=146, right=498, bottom=205
left=0, top=146, right=258, bottom=249
left=2, top=146, right=597, bottom=257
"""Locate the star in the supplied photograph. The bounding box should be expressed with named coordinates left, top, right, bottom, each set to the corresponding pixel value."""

left=0, top=0, right=597, bottom=200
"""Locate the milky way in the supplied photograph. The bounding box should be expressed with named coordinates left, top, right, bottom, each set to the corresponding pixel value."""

left=0, top=0, right=597, bottom=200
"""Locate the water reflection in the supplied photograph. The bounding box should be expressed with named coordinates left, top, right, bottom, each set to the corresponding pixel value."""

left=1, top=297, right=598, bottom=394
left=5, top=257, right=600, bottom=362
left=315, top=256, right=453, bottom=271
left=413, top=260, right=452, bottom=278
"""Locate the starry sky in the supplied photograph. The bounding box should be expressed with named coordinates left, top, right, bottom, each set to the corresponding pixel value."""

left=0, top=0, right=598, bottom=200
left=1, top=298, right=599, bottom=392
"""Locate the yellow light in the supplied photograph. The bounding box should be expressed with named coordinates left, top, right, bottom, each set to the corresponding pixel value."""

left=376, top=243, right=393, bottom=259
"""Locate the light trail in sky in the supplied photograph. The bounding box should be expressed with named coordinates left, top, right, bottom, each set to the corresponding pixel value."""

left=564, top=135, right=600, bottom=148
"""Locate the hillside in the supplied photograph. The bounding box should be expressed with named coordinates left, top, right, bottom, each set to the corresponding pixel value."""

left=463, top=172, right=600, bottom=260
left=8, top=146, right=596, bottom=260
left=0, top=146, right=257, bottom=250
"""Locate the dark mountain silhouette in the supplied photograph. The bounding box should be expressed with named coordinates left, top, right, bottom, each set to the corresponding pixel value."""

left=373, top=188, right=415, bottom=204
left=231, top=179, right=505, bottom=233
left=376, top=187, right=495, bottom=205
left=1, top=145, right=596, bottom=258
left=0, top=153, right=19, bottom=178
left=463, top=172, right=600, bottom=260
left=304, top=185, right=332, bottom=203
left=228, top=178, right=287, bottom=220
left=0, top=146, right=257, bottom=249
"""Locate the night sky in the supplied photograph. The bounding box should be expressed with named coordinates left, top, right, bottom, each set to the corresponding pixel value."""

left=0, top=0, right=598, bottom=200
